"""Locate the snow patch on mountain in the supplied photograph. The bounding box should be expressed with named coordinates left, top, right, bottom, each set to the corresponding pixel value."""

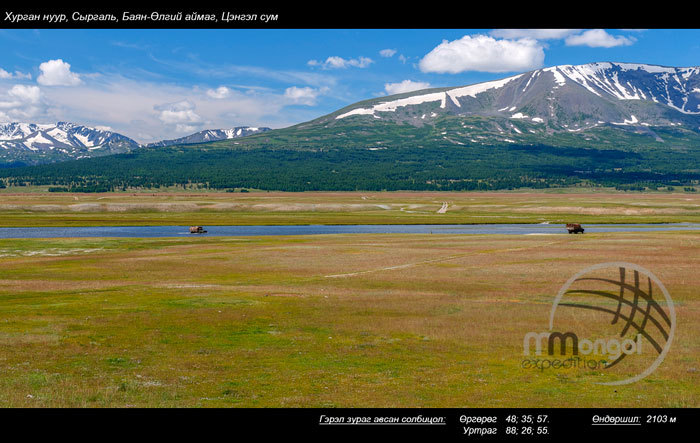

left=336, top=74, right=523, bottom=120
left=446, top=74, right=524, bottom=101
left=144, top=126, right=270, bottom=148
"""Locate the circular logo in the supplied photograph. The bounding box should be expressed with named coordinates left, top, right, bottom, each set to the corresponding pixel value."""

left=547, top=262, right=675, bottom=385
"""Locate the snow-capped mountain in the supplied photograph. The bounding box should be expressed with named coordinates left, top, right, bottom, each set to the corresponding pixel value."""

left=0, top=123, right=270, bottom=165
left=0, top=122, right=138, bottom=164
left=144, top=127, right=270, bottom=148
left=4, top=62, right=700, bottom=166
left=320, top=62, right=700, bottom=145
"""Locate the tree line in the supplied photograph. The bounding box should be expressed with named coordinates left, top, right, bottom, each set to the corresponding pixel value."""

left=0, top=144, right=698, bottom=192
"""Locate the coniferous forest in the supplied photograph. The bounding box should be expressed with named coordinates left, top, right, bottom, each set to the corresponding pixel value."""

left=1, top=143, right=698, bottom=192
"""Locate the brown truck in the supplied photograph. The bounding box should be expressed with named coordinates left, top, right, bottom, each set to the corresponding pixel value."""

left=189, top=226, right=207, bottom=234
left=566, top=223, right=584, bottom=234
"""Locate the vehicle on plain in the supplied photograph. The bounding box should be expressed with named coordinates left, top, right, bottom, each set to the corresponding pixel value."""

left=566, top=223, right=584, bottom=234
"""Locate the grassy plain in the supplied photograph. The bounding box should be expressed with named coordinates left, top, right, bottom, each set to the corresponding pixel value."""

left=0, top=190, right=699, bottom=227
left=0, top=231, right=698, bottom=407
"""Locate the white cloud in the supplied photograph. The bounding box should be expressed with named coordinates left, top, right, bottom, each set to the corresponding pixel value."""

left=2, top=67, right=322, bottom=142
left=0, top=84, right=45, bottom=121
left=283, top=86, right=328, bottom=106
left=490, top=29, right=581, bottom=40
left=307, top=56, right=374, bottom=69
left=37, top=59, right=82, bottom=86
left=37, top=75, right=294, bottom=142
left=419, top=35, right=545, bottom=74
left=174, top=124, right=199, bottom=133
left=7, top=84, right=41, bottom=104
left=0, top=68, right=31, bottom=80
left=206, top=86, right=231, bottom=99
left=379, top=49, right=397, bottom=57
left=154, top=100, right=204, bottom=132
left=384, top=80, right=431, bottom=95
left=565, top=29, right=635, bottom=48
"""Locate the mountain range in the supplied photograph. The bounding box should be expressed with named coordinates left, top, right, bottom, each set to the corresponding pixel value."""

left=266, top=61, right=700, bottom=150
left=144, top=127, right=269, bottom=148
left=2, top=62, right=700, bottom=191
left=0, top=122, right=137, bottom=165
left=0, top=123, right=270, bottom=165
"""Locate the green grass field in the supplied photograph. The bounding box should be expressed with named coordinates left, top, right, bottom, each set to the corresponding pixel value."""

left=1, top=230, right=698, bottom=407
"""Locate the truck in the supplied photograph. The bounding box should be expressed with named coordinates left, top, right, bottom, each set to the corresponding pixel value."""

left=566, top=223, right=584, bottom=234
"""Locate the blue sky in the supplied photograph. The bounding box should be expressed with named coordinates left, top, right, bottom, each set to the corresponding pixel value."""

left=1, top=28, right=699, bottom=143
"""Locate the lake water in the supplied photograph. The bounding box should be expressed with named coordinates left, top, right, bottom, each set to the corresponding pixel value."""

left=1, top=223, right=699, bottom=238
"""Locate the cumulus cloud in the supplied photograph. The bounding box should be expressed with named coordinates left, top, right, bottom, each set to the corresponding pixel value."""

left=379, top=49, right=397, bottom=58
left=154, top=100, right=204, bottom=132
left=7, top=84, right=41, bottom=104
left=206, top=86, right=231, bottom=99
left=565, top=29, right=636, bottom=48
left=37, top=59, right=82, bottom=86
left=0, top=84, right=45, bottom=121
left=419, top=35, right=545, bottom=74
left=307, top=56, right=374, bottom=69
left=0, top=68, right=32, bottom=80
left=283, top=86, right=328, bottom=106
left=490, top=29, right=582, bottom=40
left=384, top=80, right=431, bottom=95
